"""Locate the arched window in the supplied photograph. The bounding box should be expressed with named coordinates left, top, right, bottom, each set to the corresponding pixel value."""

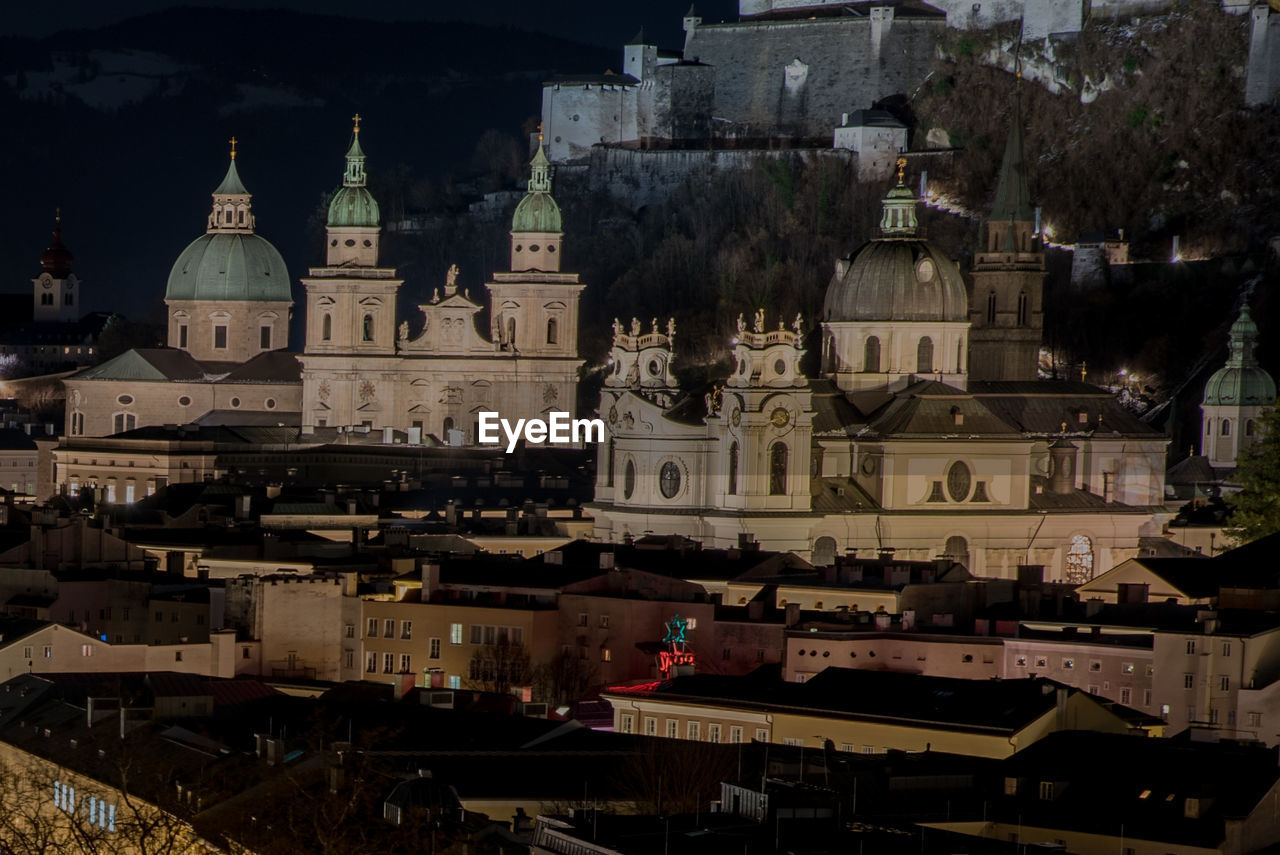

left=506, top=317, right=517, bottom=348
left=1017, top=291, right=1028, bottom=326
left=322, top=314, right=332, bottom=341
left=728, top=441, right=739, bottom=495
left=986, top=291, right=997, bottom=324
left=916, top=336, right=934, bottom=374
left=864, top=336, right=881, bottom=373
left=362, top=314, right=374, bottom=342
left=1222, top=419, right=1231, bottom=437
left=812, top=536, right=838, bottom=567
left=443, top=417, right=455, bottom=436
left=607, top=439, right=616, bottom=487
left=1247, top=419, right=1256, bottom=437
left=623, top=459, right=636, bottom=499
left=1064, top=535, right=1094, bottom=585
left=769, top=443, right=788, bottom=495
left=546, top=317, right=558, bottom=345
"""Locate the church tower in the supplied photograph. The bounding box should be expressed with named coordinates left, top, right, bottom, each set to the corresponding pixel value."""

left=33, top=215, right=80, bottom=323
left=967, top=97, right=1046, bottom=382
left=300, top=118, right=403, bottom=429
left=1201, top=305, right=1276, bottom=470
left=164, top=140, right=292, bottom=363
left=485, top=140, right=584, bottom=363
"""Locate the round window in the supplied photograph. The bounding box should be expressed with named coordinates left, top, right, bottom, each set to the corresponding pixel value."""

left=330, top=239, right=337, bottom=247
left=344, top=239, right=356, bottom=247
left=648, top=359, right=661, bottom=376
left=178, top=396, right=191, bottom=407
left=623, top=460, right=636, bottom=499
left=363, top=239, right=372, bottom=247
left=946, top=460, right=972, bottom=502
left=265, top=398, right=276, bottom=410
left=530, top=244, right=540, bottom=252
left=659, top=461, right=682, bottom=499
left=547, top=245, right=556, bottom=253
left=230, top=397, right=241, bottom=408
left=515, top=245, right=524, bottom=252
left=116, top=395, right=133, bottom=406
left=774, top=358, right=786, bottom=375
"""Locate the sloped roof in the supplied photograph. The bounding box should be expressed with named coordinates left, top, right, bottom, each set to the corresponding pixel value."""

left=864, top=381, right=1021, bottom=437
left=219, top=350, right=302, bottom=383
left=72, top=348, right=207, bottom=382
left=968, top=381, right=1163, bottom=436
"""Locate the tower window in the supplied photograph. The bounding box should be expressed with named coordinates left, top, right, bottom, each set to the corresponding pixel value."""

left=322, top=314, right=332, bottom=341
left=259, top=325, right=271, bottom=350
left=213, top=325, right=228, bottom=350
left=769, top=443, right=788, bottom=496
left=864, top=336, right=881, bottom=373
left=41, top=293, right=52, bottom=306
left=1247, top=419, right=1256, bottom=436
left=506, top=317, right=517, bottom=348
left=238, top=210, right=245, bottom=224
left=1065, top=535, right=1095, bottom=585
left=987, top=291, right=996, bottom=324
left=64, top=293, right=73, bottom=306
left=917, top=336, right=934, bottom=374
left=362, top=314, right=374, bottom=342
left=178, top=325, right=188, bottom=348
left=546, top=317, right=558, bottom=345
left=729, top=441, right=739, bottom=496
left=1222, top=419, right=1231, bottom=437
left=607, top=438, right=616, bottom=487
left=1017, top=291, right=1028, bottom=326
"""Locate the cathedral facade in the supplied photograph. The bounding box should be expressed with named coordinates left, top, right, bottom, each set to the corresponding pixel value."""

left=297, top=129, right=586, bottom=442
left=589, top=129, right=1170, bottom=583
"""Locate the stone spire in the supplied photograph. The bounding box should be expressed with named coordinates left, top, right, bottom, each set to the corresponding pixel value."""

left=990, top=96, right=1033, bottom=225
left=40, top=212, right=73, bottom=278
left=208, top=137, right=255, bottom=234
left=878, top=156, right=919, bottom=237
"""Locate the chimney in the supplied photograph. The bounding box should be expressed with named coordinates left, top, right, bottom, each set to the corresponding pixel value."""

left=235, top=494, right=251, bottom=520
left=421, top=562, right=441, bottom=598
left=1048, top=440, right=1077, bottom=494
left=397, top=670, right=417, bottom=699
left=445, top=500, right=457, bottom=526
left=382, top=426, right=394, bottom=444
left=346, top=498, right=358, bottom=515
left=785, top=602, right=800, bottom=627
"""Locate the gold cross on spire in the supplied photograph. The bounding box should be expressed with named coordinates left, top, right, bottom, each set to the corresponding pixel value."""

left=54, top=206, right=61, bottom=224
left=896, top=156, right=907, bottom=185
left=229, top=136, right=238, bottom=161
left=353, top=113, right=362, bottom=134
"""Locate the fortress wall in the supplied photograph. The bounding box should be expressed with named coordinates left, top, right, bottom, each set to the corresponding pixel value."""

left=684, top=15, right=943, bottom=139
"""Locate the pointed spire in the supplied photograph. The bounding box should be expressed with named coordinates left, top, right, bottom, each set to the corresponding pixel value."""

left=878, top=156, right=919, bottom=237
left=214, top=138, right=249, bottom=196
left=343, top=113, right=367, bottom=187
left=208, top=140, right=254, bottom=233
left=627, top=26, right=647, bottom=45
left=1227, top=304, right=1262, bottom=368
left=991, top=92, right=1034, bottom=224
left=40, top=210, right=73, bottom=277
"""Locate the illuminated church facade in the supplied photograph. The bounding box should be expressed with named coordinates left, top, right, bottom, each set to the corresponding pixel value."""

left=589, top=129, right=1170, bottom=583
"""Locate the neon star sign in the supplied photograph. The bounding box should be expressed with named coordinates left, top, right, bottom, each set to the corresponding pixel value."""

left=663, top=614, right=688, bottom=646
left=657, top=614, right=695, bottom=678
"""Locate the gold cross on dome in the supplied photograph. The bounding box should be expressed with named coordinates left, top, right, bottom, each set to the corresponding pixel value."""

left=353, top=113, right=362, bottom=134
left=229, top=136, right=238, bottom=160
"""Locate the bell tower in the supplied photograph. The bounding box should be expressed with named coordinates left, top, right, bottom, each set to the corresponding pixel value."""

left=968, top=93, right=1046, bottom=382
left=33, top=213, right=80, bottom=323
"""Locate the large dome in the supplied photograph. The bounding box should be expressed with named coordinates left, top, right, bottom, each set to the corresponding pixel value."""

left=823, top=239, right=967, bottom=323
left=512, top=190, right=562, bottom=234
left=1203, top=365, right=1276, bottom=406
left=165, top=232, right=291, bottom=302
left=328, top=185, right=380, bottom=228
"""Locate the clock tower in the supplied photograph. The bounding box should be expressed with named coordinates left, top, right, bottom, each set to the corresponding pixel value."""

left=33, top=215, right=80, bottom=323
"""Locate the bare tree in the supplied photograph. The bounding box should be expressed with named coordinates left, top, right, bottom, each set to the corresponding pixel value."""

left=466, top=637, right=532, bottom=697
left=532, top=649, right=600, bottom=706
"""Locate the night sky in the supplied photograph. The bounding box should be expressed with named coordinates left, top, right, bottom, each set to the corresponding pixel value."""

left=1, top=0, right=740, bottom=48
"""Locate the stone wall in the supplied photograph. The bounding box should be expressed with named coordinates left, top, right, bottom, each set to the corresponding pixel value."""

left=685, top=13, right=943, bottom=139
left=1247, top=5, right=1280, bottom=106
left=559, top=146, right=855, bottom=210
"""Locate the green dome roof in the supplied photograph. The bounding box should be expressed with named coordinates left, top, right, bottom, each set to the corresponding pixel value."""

left=165, top=232, right=292, bottom=303
left=512, top=191, right=562, bottom=233
left=328, top=185, right=381, bottom=228
left=1203, top=306, right=1276, bottom=407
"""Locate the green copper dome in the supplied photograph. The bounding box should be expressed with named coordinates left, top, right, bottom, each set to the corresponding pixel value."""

left=165, top=232, right=291, bottom=302
left=1203, top=306, right=1276, bottom=406
left=512, top=144, right=562, bottom=234
left=327, top=130, right=381, bottom=228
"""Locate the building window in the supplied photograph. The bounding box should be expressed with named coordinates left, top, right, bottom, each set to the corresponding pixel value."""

left=1186, top=639, right=1197, bottom=655
left=666, top=719, right=678, bottom=739
left=1222, top=419, right=1231, bottom=437
left=344, top=649, right=354, bottom=668
left=1120, top=687, right=1131, bottom=705
left=769, top=443, right=788, bottom=495
left=365, top=652, right=377, bottom=673
left=362, top=314, right=374, bottom=342
left=624, top=459, right=636, bottom=499
left=448, top=675, right=460, bottom=689
left=1247, top=419, right=1256, bottom=436
left=1017, top=291, right=1028, bottom=326
left=401, top=620, right=412, bottom=640
left=213, top=325, right=228, bottom=349
left=619, top=713, right=635, bottom=734
left=367, top=618, right=378, bottom=638
left=644, top=716, right=657, bottom=736
left=755, top=728, right=768, bottom=742
left=1222, top=642, right=1232, bottom=656
left=916, top=336, right=933, bottom=374
left=707, top=723, right=721, bottom=743
left=686, top=721, right=700, bottom=740
left=1061, top=658, right=1074, bottom=670
left=601, top=648, right=612, bottom=662
left=322, top=314, right=332, bottom=341
left=384, top=619, right=394, bottom=638
left=1064, top=535, right=1094, bottom=585
left=1220, top=676, right=1230, bottom=691
left=728, top=441, right=739, bottom=495
left=1039, top=782, right=1054, bottom=800
left=382, top=652, right=394, bottom=674
left=112, top=413, right=136, bottom=434
left=399, top=654, right=411, bottom=673
left=946, top=461, right=972, bottom=502
left=729, top=726, right=743, bottom=743
left=259, top=325, right=271, bottom=349
left=1249, top=712, right=1262, bottom=727
left=450, top=623, right=463, bottom=645
left=429, top=638, right=441, bottom=659
left=599, top=615, right=610, bottom=628
left=546, top=317, right=558, bottom=344
left=1185, top=674, right=1195, bottom=689
left=178, top=325, right=188, bottom=348
left=986, top=291, right=997, bottom=324
left=70, top=412, right=84, bottom=436
left=864, top=335, right=880, bottom=373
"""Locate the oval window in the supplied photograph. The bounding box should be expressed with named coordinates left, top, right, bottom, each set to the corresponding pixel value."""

left=363, top=240, right=372, bottom=247
left=623, top=460, right=636, bottom=499
left=774, top=358, right=786, bottom=375
left=648, top=359, right=661, bottom=376
left=659, top=461, right=682, bottom=499
left=530, top=244, right=541, bottom=252
left=230, top=397, right=241, bottom=408
left=946, top=461, right=972, bottom=502
left=116, top=395, right=133, bottom=406
left=178, top=396, right=191, bottom=407
left=344, top=239, right=356, bottom=247
left=265, top=398, right=276, bottom=410
left=547, top=245, right=556, bottom=253
left=515, top=245, right=523, bottom=252
left=330, top=239, right=337, bottom=247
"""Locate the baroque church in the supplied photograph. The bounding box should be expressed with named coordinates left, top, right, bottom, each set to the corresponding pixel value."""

left=588, top=118, right=1170, bottom=583
left=63, top=122, right=585, bottom=451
